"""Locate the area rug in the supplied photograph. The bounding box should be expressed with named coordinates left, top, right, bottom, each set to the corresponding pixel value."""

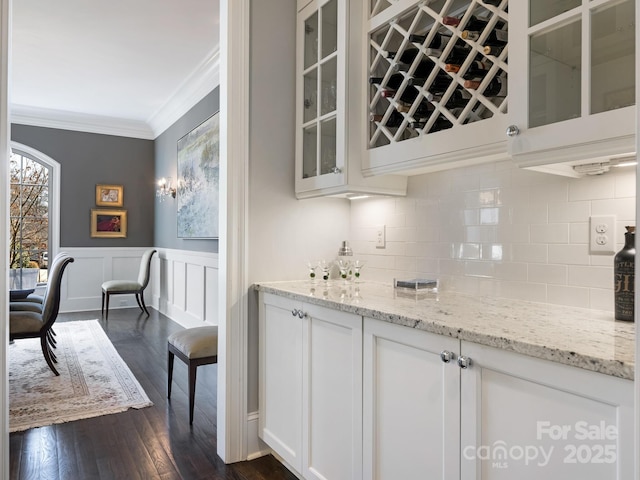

left=9, top=319, right=153, bottom=432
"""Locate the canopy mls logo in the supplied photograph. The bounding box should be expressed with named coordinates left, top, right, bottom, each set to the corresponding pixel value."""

left=463, top=421, right=618, bottom=469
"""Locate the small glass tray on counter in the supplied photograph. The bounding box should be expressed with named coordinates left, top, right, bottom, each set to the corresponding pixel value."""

left=393, top=278, right=439, bottom=300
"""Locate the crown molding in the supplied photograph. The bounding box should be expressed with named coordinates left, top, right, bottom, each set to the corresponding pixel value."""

left=147, top=47, right=220, bottom=138
left=10, top=105, right=156, bottom=139
left=10, top=47, right=220, bottom=141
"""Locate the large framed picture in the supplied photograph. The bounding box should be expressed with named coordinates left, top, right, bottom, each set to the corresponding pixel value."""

left=96, top=184, right=124, bottom=207
left=91, top=209, right=127, bottom=238
left=177, top=112, right=220, bottom=239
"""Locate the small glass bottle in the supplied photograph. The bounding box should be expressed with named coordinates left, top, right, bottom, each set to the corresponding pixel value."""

left=614, top=226, right=635, bottom=321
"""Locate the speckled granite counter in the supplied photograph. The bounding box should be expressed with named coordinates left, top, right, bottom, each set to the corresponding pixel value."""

left=255, top=281, right=635, bottom=380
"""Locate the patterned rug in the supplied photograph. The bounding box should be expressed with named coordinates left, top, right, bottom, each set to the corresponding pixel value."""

left=9, top=319, right=153, bottom=432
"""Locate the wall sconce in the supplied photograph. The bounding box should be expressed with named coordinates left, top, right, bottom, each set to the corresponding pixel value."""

left=157, top=177, right=176, bottom=201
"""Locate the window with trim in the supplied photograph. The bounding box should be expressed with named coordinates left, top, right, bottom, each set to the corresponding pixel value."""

left=9, top=149, right=51, bottom=289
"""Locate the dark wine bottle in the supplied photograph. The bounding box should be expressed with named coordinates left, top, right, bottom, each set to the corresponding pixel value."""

left=370, top=111, right=406, bottom=128
left=412, top=115, right=453, bottom=133
left=461, top=29, right=508, bottom=46
left=445, top=60, right=492, bottom=79
left=394, top=58, right=437, bottom=80
left=483, top=45, right=505, bottom=56
left=385, top=48, right=420, bottom=64
left=369, top=73, right=411, bottom=90
left=380, top=86, right=420, bottom=104
left=410, top=69, right=451, bottom=87
left=408, top=32, right=452, bottom=49
left=464, top=75, right=507, bottom=97
left=396, top=98, right=435, bottom=117
left=442, top=15, right=501, bottom=31
left=615, top=226, right=635, bottom=321
left=445, top=88, right=473, bottom=108
left=482, top=0, right=502, bottom=5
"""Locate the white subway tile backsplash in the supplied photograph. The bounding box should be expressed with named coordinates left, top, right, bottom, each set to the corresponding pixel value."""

left=350, top=161, right=635, bottom=311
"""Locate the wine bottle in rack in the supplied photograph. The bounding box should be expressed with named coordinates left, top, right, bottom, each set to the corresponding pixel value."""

left=396, top=98, right=435, bottom=117
left=413, top=72, right=452, bottom=94
left=411, top=115, right=453, bottom=132
left=369, top=73, right=412, bottom=90
left=421, top=44, right=473, bottom=64
left=385, top=48, right=420, bottom=64
left=445, top=60, right=492, bottom=79
left=408, top=31, right=452, bottom=49
left=464, top=75, right=507, bottom=97
left=380, top=85, right=420, bottom=104
left=442, top=15, right=504, bottom=31
left=461, top=29, right=507, bottom=46
left=483, top=45, right=504, bottom=56
left=444, top=88, right=474, bottom=108
left=370, top=111, right=406, bottom=128
left=482, top=0, right=502, bottom=6
left=394, top=58, right=437, bottom=80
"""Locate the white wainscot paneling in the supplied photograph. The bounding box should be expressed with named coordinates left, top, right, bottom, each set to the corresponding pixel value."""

left=60, top=247, right=218, bottom=330
left=60, top=247, right=152, bottom=313
left=154, top=248, right=219, bottom=329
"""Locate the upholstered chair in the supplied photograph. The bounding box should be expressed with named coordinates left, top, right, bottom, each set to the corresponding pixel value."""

left=9, top=253, right=75, bottom=375
left=101, top=249, right=157, bottom=320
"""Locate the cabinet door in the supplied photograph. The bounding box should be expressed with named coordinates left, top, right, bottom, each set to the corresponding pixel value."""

left=296, top=0, right=347, bottom=194
left=259, top=293, right=304, bottom=471
left=302, top=302, right=362, bottom=480
left=508, top=0, right=636, bottom=168
left=460, top=341, right=633, bottom=480
left=363, top=318, right=460, bottom=480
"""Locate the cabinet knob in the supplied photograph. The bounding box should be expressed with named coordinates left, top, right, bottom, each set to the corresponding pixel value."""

left=291, top=309, right=300, bottom=317
left=297, top=310, right=306, bottom=319
left=506, top=125, right=520, bottom=137
left=440, top=350, right=454, bottom=363
left=457, top=356, right=472, bottom=369
left=331, top=167, right=342, bottom=174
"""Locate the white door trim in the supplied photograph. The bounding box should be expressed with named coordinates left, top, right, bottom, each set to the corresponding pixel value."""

left=1, top=0, right=11, bottom=477
left=218, top=0, right=251, bottom=463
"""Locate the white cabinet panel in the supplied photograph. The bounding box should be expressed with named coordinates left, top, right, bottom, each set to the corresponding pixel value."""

left=363, top=318, right=460, bottom=480
left=460, top=341, right=633, bottom=480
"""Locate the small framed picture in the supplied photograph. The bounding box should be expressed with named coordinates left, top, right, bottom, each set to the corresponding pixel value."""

left=91, top=209, right=127, bottom=238
left=96, top=184, right=124, bottom=207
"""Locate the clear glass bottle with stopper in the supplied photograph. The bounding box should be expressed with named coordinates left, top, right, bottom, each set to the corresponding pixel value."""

left=337, top=240, right=353, bottom=282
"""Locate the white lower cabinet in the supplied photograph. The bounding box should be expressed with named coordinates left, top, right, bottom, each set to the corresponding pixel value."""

left=259, top=296, right=633, bottom=479
left=460, top=341, right=633, bottom=480
left=259, top=292, right=362, bottom=480
left=363, top=317, right=460, bottom=479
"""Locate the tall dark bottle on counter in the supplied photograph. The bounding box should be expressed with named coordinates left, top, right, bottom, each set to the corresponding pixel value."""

left=614, top=225, right=635, bottom=321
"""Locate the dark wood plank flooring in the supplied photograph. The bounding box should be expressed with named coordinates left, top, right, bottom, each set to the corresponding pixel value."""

left=9, top=308, right=297, bottom=480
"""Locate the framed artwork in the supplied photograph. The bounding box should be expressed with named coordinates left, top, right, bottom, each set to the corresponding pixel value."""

left=177, top=112, right=220, bottom=239
left=91, top=209, right=127, bottom=238
left=96, top=184, right=124, bottom=207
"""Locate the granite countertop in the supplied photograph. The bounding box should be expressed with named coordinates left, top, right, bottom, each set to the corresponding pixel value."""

left=254, top=280, right=635, bottom=380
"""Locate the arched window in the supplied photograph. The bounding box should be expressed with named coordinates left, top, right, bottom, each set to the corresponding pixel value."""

left=9, top=143, right=60, bottom=289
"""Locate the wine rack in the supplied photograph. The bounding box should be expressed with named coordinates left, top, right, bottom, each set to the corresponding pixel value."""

left=367, top=0, right=508, bottom=150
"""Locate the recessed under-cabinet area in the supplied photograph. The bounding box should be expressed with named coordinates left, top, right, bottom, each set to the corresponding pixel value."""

left=257, top=284, right=634, bottom=479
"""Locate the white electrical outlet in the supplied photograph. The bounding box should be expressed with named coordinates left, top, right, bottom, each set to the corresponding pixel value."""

left=376, top=225, right=386, bottom=248
left=589, top=215, right=616, bottom=254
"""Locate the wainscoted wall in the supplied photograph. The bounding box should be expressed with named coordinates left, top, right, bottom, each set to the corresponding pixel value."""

left=350, top=160, right=636, bottom=311
left=59, top=247, right=217, bottom=329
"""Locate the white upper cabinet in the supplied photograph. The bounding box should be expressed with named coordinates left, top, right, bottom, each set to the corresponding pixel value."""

left=295, top=0, right=407, bottom=198
left=362, top=0, right=510, bottom=177
left=507, top=0, right=636, bottom=177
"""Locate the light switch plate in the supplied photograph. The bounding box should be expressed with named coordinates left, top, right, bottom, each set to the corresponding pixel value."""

left=589, top=215, right=616, bottom=254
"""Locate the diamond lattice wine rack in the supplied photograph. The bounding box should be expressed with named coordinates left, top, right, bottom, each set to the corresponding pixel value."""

left=367, top=0, right=508, bottom=156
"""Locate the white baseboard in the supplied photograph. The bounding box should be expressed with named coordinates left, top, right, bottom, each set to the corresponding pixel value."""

left=247, top=411, right=272, bottom=461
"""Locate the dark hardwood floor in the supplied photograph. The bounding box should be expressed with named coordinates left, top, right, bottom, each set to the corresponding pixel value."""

left=9, top=308, right=297, bottom=480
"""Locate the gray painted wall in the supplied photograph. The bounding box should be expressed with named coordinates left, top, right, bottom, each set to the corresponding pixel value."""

left=11, top=125, right=155, bottom=247
left=154, top=88, right=220, bottom=252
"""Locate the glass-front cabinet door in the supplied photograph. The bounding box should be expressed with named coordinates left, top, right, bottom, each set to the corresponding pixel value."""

left=296, top=0, right=346, bottom=195
left=508, top=0, right=636, bottom=170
